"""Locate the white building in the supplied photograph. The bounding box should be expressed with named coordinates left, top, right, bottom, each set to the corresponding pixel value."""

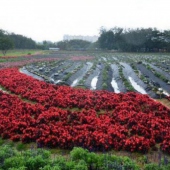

left=49, top=48, right=60, bottom=51
left=63, top=35, right=98, bottom=43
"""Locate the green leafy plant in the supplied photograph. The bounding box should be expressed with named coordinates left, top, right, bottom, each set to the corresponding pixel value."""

left=16, top=143, right=26, bottom=151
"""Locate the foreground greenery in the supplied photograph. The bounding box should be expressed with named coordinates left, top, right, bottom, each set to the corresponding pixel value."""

left=0, top=143, right=170, bottom=170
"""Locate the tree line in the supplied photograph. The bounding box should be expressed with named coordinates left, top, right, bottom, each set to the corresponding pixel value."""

left=0, top=29, right=36, bottom=48
left=0, top=29, right=93, bottom=53
left=1, top=27, right=170, bottom=55
left=98, top=27, right=170, bottom=52
left=57, top=27, right=170, bottom=52
left=9, top=33, right=36, bottom=49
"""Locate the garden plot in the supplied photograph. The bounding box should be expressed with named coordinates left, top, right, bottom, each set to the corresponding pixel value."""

left=25, top=60, right=61, bottom=76
left=61, top=61, right=82, bottom=77
left=147, top=63, right=170, bottom=83
left=84, top=63, right=101, bottom=90
left=120, top=62, right=146, bottom=93
left=66, top=62, right=93, bottom=87
left=111, top=56, right=118, bottom=61
left=90, top=75, right=99, bottom=90
left=48, top=61, right=72, bottom=82
left=160, top=64, right=170, bottom=73
left=153, top=62, right=170, bottom=74
left=1, top=52, right=170, bottom=157
left=136, top=63, right=170, bottom=96
left=25, top=60, right=72, bottom=83
left=102, top=57, right=107, bottom=62
left=120, top=62, right=157, bottom=98
left=110, top=64, right=126, bottom=93
left=42, top=62, right=68, bottom=77
left=104, top=64, right=115, bottom=92
left=21, top=52, right=170, bottom=100
left=93, top=62, right=114, bottom=91
left=20, top=67, right=44, bottom=81
left=95, top=63, right=105, bottom=90
left=50, top=61, right=82, bottom=85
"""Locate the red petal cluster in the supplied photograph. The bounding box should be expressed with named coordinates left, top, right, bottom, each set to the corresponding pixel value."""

left=0, top=68, right=170, bottom=154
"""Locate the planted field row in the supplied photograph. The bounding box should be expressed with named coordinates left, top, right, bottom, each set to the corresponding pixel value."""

left=0, top=69, right=170, bottom=153
left=136, top=63, right=170, bottom=96
left=0, top=68, right=149, bottom=110
left=23, top=56, right=170, bottom=99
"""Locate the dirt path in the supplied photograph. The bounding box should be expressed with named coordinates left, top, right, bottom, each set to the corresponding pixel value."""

left=156, top=98, right=170, bottom=109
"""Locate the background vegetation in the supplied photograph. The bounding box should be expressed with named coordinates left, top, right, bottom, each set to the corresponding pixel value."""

left=98, top=27, right=170, bottom=52
left=1, top=27, right=170, bottom=54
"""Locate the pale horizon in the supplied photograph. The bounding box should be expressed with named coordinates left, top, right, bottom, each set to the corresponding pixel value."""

left=1, top=0, right=170, bottom=42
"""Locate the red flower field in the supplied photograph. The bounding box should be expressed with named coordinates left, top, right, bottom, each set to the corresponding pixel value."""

left=0, top=68, right=170, bottom=154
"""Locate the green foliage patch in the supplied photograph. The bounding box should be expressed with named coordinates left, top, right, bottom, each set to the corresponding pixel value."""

left=0, top=145, right=169, bottom=169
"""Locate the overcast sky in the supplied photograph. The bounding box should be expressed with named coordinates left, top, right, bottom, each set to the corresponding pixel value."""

left=0, top=0, right=170, bottom=42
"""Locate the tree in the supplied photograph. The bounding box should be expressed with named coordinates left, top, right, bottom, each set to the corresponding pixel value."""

left=0, top=37, right=14, bottom=56
left=9, top=33, right=36, bottom=49
left=98, top=29, right=114, bottom=50
left=98, top=27, right=123, bottom=50
left=0, top=29, right=9, bottom=38
left=0, top=29, right=5, bottom=37
left=56, top=40, right=68, bottom=50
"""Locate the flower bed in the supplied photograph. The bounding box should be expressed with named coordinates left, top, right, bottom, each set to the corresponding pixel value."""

left=0, top=58, right=59, bottom=69
left=0, top=68, right=170, bottom=154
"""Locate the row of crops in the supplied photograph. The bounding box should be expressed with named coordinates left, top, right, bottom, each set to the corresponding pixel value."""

left=23, top=53, right=170, bottom=99
left=1, top=144, right=170, bottom=170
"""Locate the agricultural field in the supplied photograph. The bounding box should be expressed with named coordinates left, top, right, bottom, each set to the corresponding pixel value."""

left=22, top=52, right=170, bottom=99
left=0, top=51, right=170, bottom=169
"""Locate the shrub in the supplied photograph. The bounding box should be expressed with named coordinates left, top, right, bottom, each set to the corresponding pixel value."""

left=74, top=160, right=88, bottom=170
left=144, top=163, right=162, bottom=170
left=25, top=155, right=47, bottom=170
left=40, top=165, right=61, bottom=170
left=4, top=156, right=25, bottom=169
left=16, top=143, right=26, bottom=151
left=8, top=166, right=26, bottom=170
left=102, top=82, right=107, bottom=90
left=53, top=156, right=67, bottom=169
left=70, top=147, right=88, bottom=161
left=0, top=138, right=4, bottom=146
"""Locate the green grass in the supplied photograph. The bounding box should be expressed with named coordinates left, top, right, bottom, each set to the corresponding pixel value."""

left=0, top=49, right=47, bottom=57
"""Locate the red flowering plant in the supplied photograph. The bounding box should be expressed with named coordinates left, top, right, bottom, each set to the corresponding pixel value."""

left=0, top=68, right=170, bottom=154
